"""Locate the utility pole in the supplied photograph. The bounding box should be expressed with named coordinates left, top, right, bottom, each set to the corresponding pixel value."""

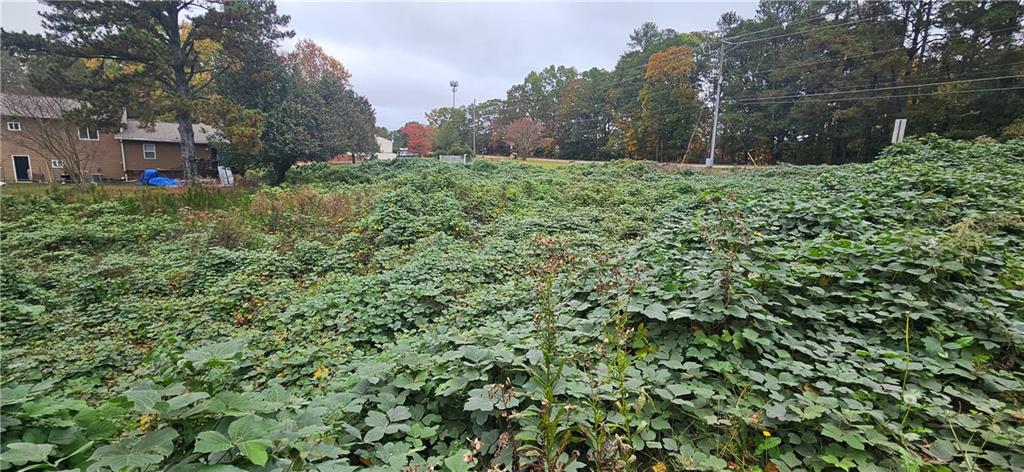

left=450, top=80, right=459, bottom=108
left=472, top=99, right=477, bottom=155
left=707, top=40, right=731, bottom=168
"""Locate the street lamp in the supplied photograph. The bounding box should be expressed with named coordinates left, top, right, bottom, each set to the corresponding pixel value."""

left=450, top=80, right=458, bottom=108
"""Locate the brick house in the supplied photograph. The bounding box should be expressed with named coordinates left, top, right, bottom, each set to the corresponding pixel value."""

left=1, top=94, right=217, bottom=183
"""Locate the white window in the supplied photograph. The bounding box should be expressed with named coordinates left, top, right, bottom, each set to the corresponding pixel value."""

left=7, top=121, right=21, bottom=131
left=78, top=128, right=100, bottom=140
left=51, top=160, right=64, bottom=169
left=143, top=143, right=157, bottom=159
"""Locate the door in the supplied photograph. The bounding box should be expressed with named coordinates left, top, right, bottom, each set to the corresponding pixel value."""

left=12, top=155, right=30, bottom=181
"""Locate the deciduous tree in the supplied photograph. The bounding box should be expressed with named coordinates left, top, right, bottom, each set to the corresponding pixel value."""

left=214, top=39, right=375, bottom=184
left=400, top=122, right=435, bottom=156
left=501, top=117, right=545, bottom=159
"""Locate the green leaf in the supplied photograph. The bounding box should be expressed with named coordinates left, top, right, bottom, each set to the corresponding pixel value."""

left=821, top=423, right=843, bottom=441
left=363, top=427, right=385, bottom=443
left=126, top=386, right=162, bottom=414
left=183, top=339, right=245, bottom=366
left=2, top=443, right=54, bottom=465
left=443, top=449, right=472, bottom=472
left=756, top=437, right=782, bottom=454
left=364, top=410, right=389, bottom=428
left=136, top=428, right=179, bottom=455
left=228, top=415, right=272, bottom=443
left=764, top=403, right=787, bottom=420
left=194, top=431, right=232, bottom=454
left=695, top=453, right=728, bottom=470
left=387, top=405, right=411, bottom=423
left=240, top=440, right=269, bottom=466
left=643, top=302, right=668, bottom=321
left=88, top=443, right=163, bottom=470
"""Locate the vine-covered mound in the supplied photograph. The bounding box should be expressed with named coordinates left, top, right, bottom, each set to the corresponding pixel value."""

left=1, top=138, right=1022, bottom=472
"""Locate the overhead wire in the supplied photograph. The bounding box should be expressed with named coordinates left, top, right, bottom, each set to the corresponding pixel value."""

left=727, top=74, right=1024, bottom=103
left=726, top=85, right=1024, bottom=106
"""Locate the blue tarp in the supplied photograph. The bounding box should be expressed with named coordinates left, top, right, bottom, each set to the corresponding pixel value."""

left=140, top=169, right=178, bottom=187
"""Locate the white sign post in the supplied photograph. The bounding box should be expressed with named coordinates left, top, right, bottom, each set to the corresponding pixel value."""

left=217, top=166, right=235, bottom=186
left=891, top=119, right=908, bottom=144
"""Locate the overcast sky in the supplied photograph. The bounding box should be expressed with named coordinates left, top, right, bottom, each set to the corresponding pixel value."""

left=0, top=1, right=757, bottom=129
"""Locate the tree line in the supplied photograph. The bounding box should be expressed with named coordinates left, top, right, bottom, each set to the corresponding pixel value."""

left=2, top=0, right=376, bottom=184
left=396, top=0, right=1023, bottom=164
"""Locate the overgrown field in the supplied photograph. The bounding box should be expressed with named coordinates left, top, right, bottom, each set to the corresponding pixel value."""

left=2, top=138, right=1023, bottom=472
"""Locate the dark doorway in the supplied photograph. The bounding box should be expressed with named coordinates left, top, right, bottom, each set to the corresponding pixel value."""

left=13, top=155, right=30, bottom=181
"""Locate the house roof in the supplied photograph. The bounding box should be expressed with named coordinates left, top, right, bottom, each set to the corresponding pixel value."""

left=116, top=119, right=217, bottom=144
left=0, top=94, right=82, bottom=119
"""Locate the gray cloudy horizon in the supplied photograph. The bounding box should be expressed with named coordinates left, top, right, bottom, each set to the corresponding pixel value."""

left=0, top=1, right=758, bottom=130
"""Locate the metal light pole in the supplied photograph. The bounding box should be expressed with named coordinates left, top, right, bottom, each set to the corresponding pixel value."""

left=450, top=80, right=459, bottom=108
left=707, top=40, right=731, bottom=168
left=472, top=99, right=477, bottom=155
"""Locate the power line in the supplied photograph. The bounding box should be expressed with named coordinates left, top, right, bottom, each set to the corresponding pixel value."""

left=731, top=12, right=899, bottom=45
left=726, top=85, right=1024, bottom=106
left=738, top=26, right=1021, bottom=77
left=727, top=74, right=1024, bottom=103
left=726, top=60, right=1024, bottom=104
left=721, top=8, right=843, bottom=42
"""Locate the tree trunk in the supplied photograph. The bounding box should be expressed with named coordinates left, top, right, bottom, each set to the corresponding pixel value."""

left=177, top=110, right=198, bottom=182
left=271, top=162, right=291, bottom=185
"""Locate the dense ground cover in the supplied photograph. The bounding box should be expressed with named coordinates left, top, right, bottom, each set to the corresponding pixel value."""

left=1, top=137, right=1022, bottom=472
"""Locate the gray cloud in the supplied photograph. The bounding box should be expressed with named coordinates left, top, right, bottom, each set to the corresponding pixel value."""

left=1, top=1, right=757, bottom=129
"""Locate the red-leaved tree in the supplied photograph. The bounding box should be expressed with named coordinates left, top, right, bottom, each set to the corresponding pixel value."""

left=400, top=121, right=435, bottom=156
left=501, top=117, right=545, bottom=159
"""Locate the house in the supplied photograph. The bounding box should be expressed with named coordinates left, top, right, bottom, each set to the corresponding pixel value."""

left=116, top=120, right=217, bottom=180
left=376, top=136, right=397, bottom=161
left=325, top=136, right=397, bottom=164
left=1, top=94, right=218, bottom=183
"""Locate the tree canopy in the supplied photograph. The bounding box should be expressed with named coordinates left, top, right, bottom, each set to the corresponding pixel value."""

left=2, top=0, right=294, bottom=180
left=420, top=1, right=1022, bottom=163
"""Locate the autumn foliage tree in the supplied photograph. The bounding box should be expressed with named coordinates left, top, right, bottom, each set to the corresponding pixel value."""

left=634, top=45, right=701, bottom=161
left=288, top=39, right=351, bottom=83
left=400, top=121, right=435, bottom=156
left=501, top=117, right=545, bottom=159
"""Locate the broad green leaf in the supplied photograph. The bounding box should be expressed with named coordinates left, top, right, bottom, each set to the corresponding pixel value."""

left=363, top=427, right=385, bottom=443
left=228, top=415, right=272, bottom=443
left=442, top=449, right=472, bottom=472
left=2, top=443, right=54, bottom=465
left=194, top=431, right=232, bottom=453
left=88, top=443, right=163, bottom=470
left=387, top=405, right=411, bottom=423
left=136, top=428, right=179, bottom=455
left=364, top=411, right=389, bottom=428
left=643, top=302, right=668, bottom=321
left=240, top=440, right=269, bottom=466
left=183, top=339, right=245, bottom=366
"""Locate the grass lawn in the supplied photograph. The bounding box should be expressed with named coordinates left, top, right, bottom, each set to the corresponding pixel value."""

left=476, top=155, right=581, bottom=168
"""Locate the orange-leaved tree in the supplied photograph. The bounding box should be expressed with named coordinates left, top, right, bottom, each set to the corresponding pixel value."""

left=400, top=121, right=435, bottom=156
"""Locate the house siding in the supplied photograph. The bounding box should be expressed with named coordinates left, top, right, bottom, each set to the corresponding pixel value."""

left=121, top=141, right=213, bottom=180
left=0, top=116, right=125, bottom=183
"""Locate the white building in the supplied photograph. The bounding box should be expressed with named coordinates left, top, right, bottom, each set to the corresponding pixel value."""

left=376, top=136, right=396, bottom=160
